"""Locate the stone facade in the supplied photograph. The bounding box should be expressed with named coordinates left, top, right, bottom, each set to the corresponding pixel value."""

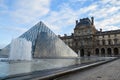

left=60, top=17, right=120, bottom=57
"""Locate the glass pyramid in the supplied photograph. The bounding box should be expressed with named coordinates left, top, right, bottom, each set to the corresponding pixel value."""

left=1, top=21, right=78, bottom=58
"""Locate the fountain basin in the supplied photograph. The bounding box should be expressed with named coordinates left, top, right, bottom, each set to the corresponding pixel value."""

left=0, top=56, right=116, bottom=79
left=0, top=57, right=78, bottom=78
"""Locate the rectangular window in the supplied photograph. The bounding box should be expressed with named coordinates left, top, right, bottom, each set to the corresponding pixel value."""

left=114, top=39, right=117, bottom=45
left=103, top=35, right=104, bottom=38
left=108, top=39, right=111, bottom=45
left=114, top=34, right=117, bottom=37
left=97, top=40, right=99, bottom=45
left=102, top=40, right=105, bottom=45
left=76, top=42, right=78, bottom=46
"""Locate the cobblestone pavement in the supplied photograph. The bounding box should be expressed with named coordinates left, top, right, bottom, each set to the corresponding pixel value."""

left=56, top=59, right=120, bottom=80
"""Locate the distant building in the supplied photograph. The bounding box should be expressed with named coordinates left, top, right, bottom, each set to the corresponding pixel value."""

left=60, top=17, right=120, bottom=57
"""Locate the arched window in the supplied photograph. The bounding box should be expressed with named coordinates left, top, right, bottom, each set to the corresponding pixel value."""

left=80, top=49, right=84, bottom=57
left=101, top=48, right=105, bottom=56
left=114, top=48, right=119, bottom=55
left=95, top=48, right=99, bottom=56
left=107, top=48, right=112, bottom=56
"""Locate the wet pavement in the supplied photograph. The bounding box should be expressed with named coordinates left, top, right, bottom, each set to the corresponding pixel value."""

left=56, top=58, right=120, bottom=80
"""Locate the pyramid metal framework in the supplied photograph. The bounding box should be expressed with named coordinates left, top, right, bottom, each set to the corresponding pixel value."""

left=1, top=21, right=78, bottom=58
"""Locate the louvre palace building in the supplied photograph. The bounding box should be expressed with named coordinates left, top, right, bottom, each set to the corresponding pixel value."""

left=60, top=17, right=120, bottom=57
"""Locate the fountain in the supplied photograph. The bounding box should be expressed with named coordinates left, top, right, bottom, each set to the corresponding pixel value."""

left=9, top=38, right=32, bottom=60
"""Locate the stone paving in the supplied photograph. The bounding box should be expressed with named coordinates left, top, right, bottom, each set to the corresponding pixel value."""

left=56, top=58, right=120, bottom=80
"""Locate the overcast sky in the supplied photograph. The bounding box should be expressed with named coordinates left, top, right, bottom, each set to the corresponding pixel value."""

left=0, top=0, right=120, bottom=48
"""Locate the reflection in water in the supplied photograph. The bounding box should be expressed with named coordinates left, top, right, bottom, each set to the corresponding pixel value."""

left=0, top=57, right=114, bottom=78
left=0, top=58, right=78, bottom=77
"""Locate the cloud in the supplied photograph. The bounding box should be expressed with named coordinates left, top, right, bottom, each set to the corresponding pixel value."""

left=101, top=0, right=120, bottom=6
left=44, top=2, right=99, bottom=34
left=0, top=0, right=120, bottom=47
left=105, top=26, right=120, bottom=31
left=43, top=5, right=78, bottom=34
left=0, top=26, right=27, bottom=33
left=42, top=2, right=97, bottom=34
left=0, top=0, right=51, bottom=38
left=43, top=0, right=120, bottom=34
left=0, top=0, right=8, bottom=14
left=86, top=0, right=120, bottom=31
left=12, top=0, right=50, bottom=23
left=0, top=0, right=99, bottom=35
left=0, top=0, right=120, bottom=35
left=0, top=0, right=7, bottom=9
left=1, top=0, right=50, bottom=24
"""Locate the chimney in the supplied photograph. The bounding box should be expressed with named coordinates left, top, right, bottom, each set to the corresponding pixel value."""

left=71, top=33, right=74, bottom=36
left=91, top=17, right=94, bottom=25
left=76, top=20, right=78, bottom=24
left=100, top=28, right=102, bottom=32
left=64, top=34, right=67, bottom=37
left=79, top=19, right=82, bottom=22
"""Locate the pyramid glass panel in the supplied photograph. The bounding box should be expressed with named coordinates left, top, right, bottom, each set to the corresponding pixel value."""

left=0, top=21, right=78, bottom=58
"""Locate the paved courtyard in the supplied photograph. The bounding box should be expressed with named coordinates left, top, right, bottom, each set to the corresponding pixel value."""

left=56, top=58, right=120, bottom=80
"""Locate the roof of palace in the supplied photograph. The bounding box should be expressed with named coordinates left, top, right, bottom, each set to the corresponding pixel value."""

left=75, top=18, right=92, bottom=28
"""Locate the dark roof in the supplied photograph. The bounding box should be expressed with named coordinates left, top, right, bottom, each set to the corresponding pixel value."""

left=96, top=29, right=120, bottom=35
left=75, top=18, right=92, bottom=28
left=60, top=35, right=73, bottom=39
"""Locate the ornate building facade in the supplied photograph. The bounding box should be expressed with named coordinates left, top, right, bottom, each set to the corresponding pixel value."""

left=60, top=17, right=120, bottom=57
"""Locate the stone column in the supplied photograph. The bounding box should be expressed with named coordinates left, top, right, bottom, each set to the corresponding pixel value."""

left=118, top=48, right=120, bottom=56
left=111, top=48, right=114, bottom=56
left=105, top=48, right=107, bottom=57
left=99, top=48, right=101, bottom=56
